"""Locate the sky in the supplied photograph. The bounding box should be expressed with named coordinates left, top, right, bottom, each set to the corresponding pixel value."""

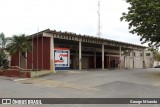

left=0, top=0, right=146, bottom=46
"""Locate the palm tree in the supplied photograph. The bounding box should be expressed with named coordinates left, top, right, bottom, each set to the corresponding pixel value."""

left=7, top=34, right=32, bottom=60
left=0, top=33, right=11, bottom=49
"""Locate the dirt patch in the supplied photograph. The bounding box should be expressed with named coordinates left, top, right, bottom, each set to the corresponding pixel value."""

left=16, top=78, right=98, bottom=91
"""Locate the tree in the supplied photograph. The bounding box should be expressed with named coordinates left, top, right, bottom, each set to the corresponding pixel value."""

left=148, top=46, right=157, bottom=54
left=148, top=47, right=160, bottom=61
left=0, top=50, right=9, bottom=70
left=7, top=34, right=32, bottom=59
left=0, top=33, right=11, bottom=49
left=153, top=51, right=160, bottom=61
left=0, top=33, right=10, bottom=70
left=120, top=0, right=160, bottom=47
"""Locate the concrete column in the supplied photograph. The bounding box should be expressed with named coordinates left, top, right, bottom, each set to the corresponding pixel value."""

left=102, top=43, right=104, bottom=69
left=19, top=51, right=20, bottom=67
left=32, top=36, right=33, bottom=69
left=109, top=52, right=110, bottom=69
left=37, top=36, right=38, bottom=70
left=42, top=35, right=44, bottom=69
left=50, top=37, right=55, bottom=73
left=119, top=46, right=121, bottom=69
left=6, top=50, right=11, bottom=67
left=25, top=52, right=27, bottom=69
left=79, top=41, right=82, bottom=70
left=76, top=50, right=78, bottom=69
left=143, top=50, right=145, bottom=68
left=133, top=50, right=134, bottom=68
left=124, top=50, right=127, bottom=69
left=129, top=51, right=130, bottom=69
left=94, top=51, right=96, bottom=68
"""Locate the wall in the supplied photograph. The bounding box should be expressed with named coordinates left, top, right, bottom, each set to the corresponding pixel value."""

left=122, top=50, right=153, bottom=69
left=38, top=37, right=42, bottom=69
left=42, top=37, right=50, bottom=70
left=144, top=51, right=153, bottom=68
left=33, top=37, right=37, bottom=69
left=27, top=51, right=32, bottom=69
left=32, top=36, right=50, bottom=70
left=20, top=54, right=26, bottom=69
left=11, top=36, right=50, bottom=70
left=82, top=57, right=89, bottom=69
left=134, top=50, right=143, bottom=68
left=11, top=51, right=19, bottom=66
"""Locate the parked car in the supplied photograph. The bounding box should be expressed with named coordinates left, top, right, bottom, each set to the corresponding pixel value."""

left=154, top=65, right=160, bottom=68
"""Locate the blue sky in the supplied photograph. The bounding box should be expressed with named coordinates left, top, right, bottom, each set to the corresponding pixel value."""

left=0, top=0, right=145, bottom=46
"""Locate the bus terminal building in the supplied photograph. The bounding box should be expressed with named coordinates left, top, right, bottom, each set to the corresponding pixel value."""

left=10, top=29, right=153, bottom=73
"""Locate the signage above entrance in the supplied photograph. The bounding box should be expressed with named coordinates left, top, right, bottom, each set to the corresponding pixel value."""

left=54, top=48, right=70, bottom=70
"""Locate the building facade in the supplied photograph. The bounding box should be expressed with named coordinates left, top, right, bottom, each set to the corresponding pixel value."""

left=10, top=29, right=153, bottom=72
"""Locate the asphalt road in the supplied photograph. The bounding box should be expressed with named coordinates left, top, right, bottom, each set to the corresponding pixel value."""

left=0, top=68, right=160, bottom=107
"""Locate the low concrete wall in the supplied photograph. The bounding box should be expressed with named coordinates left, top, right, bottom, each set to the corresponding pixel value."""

left=0, top=69, right=51, bottom=78
left=153, top=61, right=160, bottom=67
left=0, top=69, right=31, bottom=78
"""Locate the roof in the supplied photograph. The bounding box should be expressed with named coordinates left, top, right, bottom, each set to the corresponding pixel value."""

left=30, top=29, right=147, bottom=49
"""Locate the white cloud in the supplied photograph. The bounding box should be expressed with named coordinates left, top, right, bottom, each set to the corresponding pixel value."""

left=0, top=0, right=146, bottom=46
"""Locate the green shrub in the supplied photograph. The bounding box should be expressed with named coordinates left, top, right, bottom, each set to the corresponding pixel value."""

left=0, top=50, right=9, bottom=70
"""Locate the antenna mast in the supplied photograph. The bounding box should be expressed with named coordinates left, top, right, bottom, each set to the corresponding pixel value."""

left=97, top=1, right=101, bottom=38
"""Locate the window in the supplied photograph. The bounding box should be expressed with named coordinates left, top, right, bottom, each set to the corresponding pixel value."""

left=146, top=53, right=150, bottom=56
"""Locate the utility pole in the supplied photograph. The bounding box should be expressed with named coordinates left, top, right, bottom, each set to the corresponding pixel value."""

left=97, top=1, right=101, bottom=38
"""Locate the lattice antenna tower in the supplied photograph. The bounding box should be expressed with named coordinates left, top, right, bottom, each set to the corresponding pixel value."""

left=97, top=1, right=101, bottom=38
